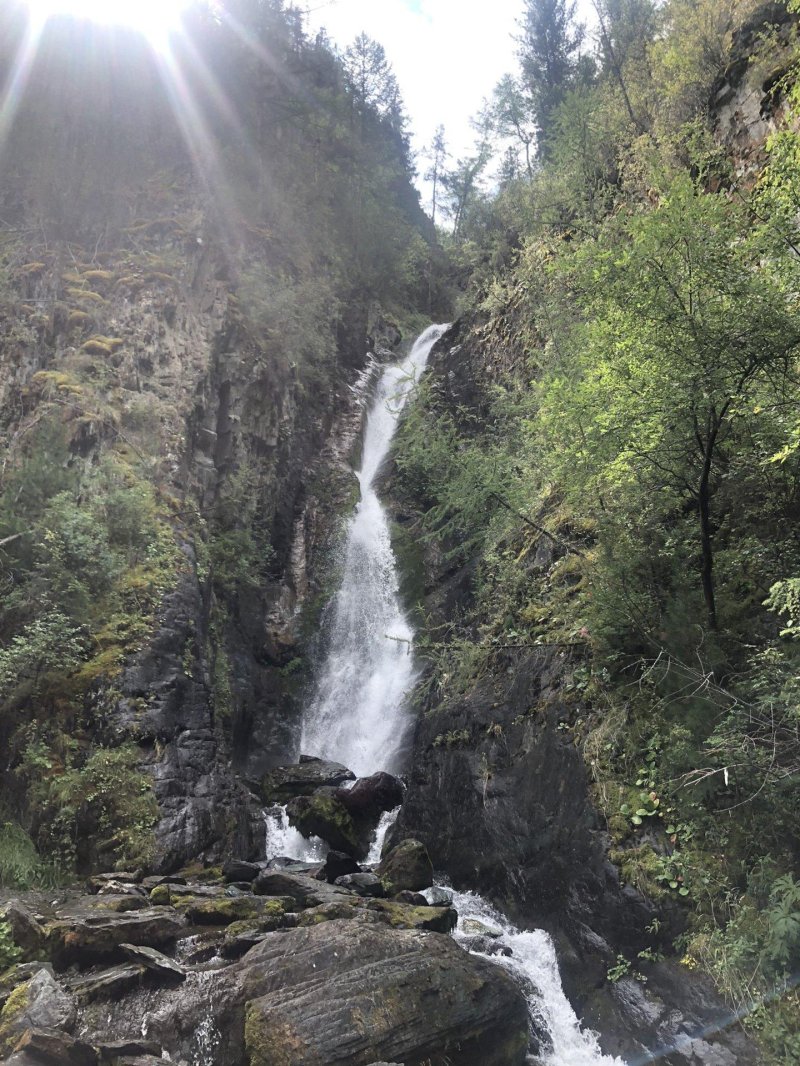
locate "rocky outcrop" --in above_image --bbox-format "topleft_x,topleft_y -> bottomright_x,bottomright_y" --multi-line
240,919 -> 528,1066
0,860 -> 524,1066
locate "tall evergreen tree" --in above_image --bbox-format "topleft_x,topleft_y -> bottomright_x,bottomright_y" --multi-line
518,0 -> 584,158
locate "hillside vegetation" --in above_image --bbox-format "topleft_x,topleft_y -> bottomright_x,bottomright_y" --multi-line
0,0 -> 445,879
394,1 -> 800,1060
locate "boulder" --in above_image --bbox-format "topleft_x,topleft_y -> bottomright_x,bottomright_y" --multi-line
119,945 -> 185,983
461,918 -> 502,938
376,840 -> 434,894
260,759 -> 355,804
96,1040 -> 162,1063
222,860 -> 261,883
66,965 -> 145,1004
460,935 -> 513,957
335,772 -> 404,822
317,851 -> 360,884
45,908 -> 185,968
285,791 -> 364,857
334,873 -> 385,898
0,971 -> 76,1056
1,903 -> 46,959
296,902 -> 360,927
172,896 -> 276,927
365,899 -> 458,934
240,918 -> 529,1066
392,891 -> 429,906
220,913 -> 299,960
252,870 -> 349,909
10,1028 -> 97,1066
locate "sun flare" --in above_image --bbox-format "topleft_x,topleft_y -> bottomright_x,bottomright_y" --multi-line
24,0 -> 192,38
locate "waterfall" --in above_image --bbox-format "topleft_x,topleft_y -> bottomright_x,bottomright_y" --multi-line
299,323 -> 449,775
287,324 -> 624,1065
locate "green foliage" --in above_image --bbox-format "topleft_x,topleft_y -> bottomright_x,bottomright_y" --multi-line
38,744 -> 158,872
0,922 -> 20,972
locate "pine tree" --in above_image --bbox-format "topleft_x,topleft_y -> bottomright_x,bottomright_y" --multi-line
518,0 -> 584,158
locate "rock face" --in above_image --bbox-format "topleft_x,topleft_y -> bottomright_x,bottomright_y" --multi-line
285,771 -> 405,858
240,918 -> 529,1066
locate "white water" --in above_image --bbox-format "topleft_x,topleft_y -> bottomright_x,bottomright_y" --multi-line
299,324 -> 449,775
287,325 -> 622,1064
263,804 -> 326,862
437,887 -> 626,1066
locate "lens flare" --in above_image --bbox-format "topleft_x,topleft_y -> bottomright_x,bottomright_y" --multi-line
24,0 -> 191,38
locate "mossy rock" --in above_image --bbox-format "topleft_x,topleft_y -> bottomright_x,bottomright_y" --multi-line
365,899 -> 457,934
376,839 -> 433,894
149,885 -> 170,906
174,896 -> 270,926
296,902 -> 359,926
285,792 -> 363,857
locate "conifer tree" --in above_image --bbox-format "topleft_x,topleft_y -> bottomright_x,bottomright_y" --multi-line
518,0 -> 584,158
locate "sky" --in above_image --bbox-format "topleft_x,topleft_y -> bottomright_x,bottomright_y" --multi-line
303,0 -> 527,206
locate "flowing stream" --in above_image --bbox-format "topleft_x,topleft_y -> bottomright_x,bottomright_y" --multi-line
274,324 -> 623,1065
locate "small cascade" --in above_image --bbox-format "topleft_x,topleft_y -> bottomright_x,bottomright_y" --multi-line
366,806 -> 400,864
299,324 -> 449,775
263,805 -> 326,862
441,887 -> 625,1066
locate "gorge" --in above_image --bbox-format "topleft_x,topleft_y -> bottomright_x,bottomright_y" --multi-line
2,0 -> 800,1064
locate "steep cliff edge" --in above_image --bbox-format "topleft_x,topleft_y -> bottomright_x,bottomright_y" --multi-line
0,2 -> 445,877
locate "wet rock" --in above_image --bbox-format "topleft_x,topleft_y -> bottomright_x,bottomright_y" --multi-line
376,839 -> 433,894
296,902 -> 361,926
66,965 -> 146,1004
461,918 -> 502,938
220,912 -> 299,959
335,772 -> 404,822
174,895 -> 285,926
0,971 -> 76,1056
392,891 -> 429,906
317,850 -> 360,884
10,1028 -> 97,1066
96,1040 -> 162,1063
45,908 -> 185,968
252,870 -> 348,908
334,873 -> 385,898
425,887 -> 453,907
86,873 -> 141,893
240,917 -> 529,1066
0,967 -> 54,1012
364,899 -> 458,934
460,935 -> 513,957
260,759 -> 355,804
285,791 -> 364,857
222,860 -> 260,883
120,944 -> 185,983
140,875 -> 186,891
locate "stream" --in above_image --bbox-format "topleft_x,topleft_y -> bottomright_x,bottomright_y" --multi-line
267,324 -> 624,1065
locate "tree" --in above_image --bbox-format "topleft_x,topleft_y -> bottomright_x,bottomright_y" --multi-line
343,33 -> 402,119
424,124 -> 448,227
518,0 -> 584,158
491,75 -> 537,178
543,178 -> 800,630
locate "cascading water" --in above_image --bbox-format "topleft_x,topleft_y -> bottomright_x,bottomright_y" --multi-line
275,324 -> 625,1064
299,323 -> 449,775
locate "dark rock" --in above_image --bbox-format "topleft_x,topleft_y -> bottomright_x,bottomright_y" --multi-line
460,935 -> 513,957
0,967 -> 54,1012
376,839 -> 433,894
222,860 -> 260,883
318,850 -> 360,884
425,887 -> 453,907
1,903 -> 46,958
333,873 -> 385,897
285,791 -> 364,858
335,772 -> 404,822
392,891 -> 428,906
11,1028 -> 97,1066
260,759 -> 355,804
140,875 -> 186,891
119,944 -> 185,983
0,971 -> 76,1056
96,1040 -> 162,1063
364,899 -> 458,934
66,965 -> 146,1004
252,870 -> 349,908
45,908 -> 185,968
240,918 -> 529,1065
86,874 -> 141,893
172,895 -> 279,927
295,902 -> 361,926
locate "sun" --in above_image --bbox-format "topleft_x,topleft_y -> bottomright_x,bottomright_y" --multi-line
23,0 -> 192,38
